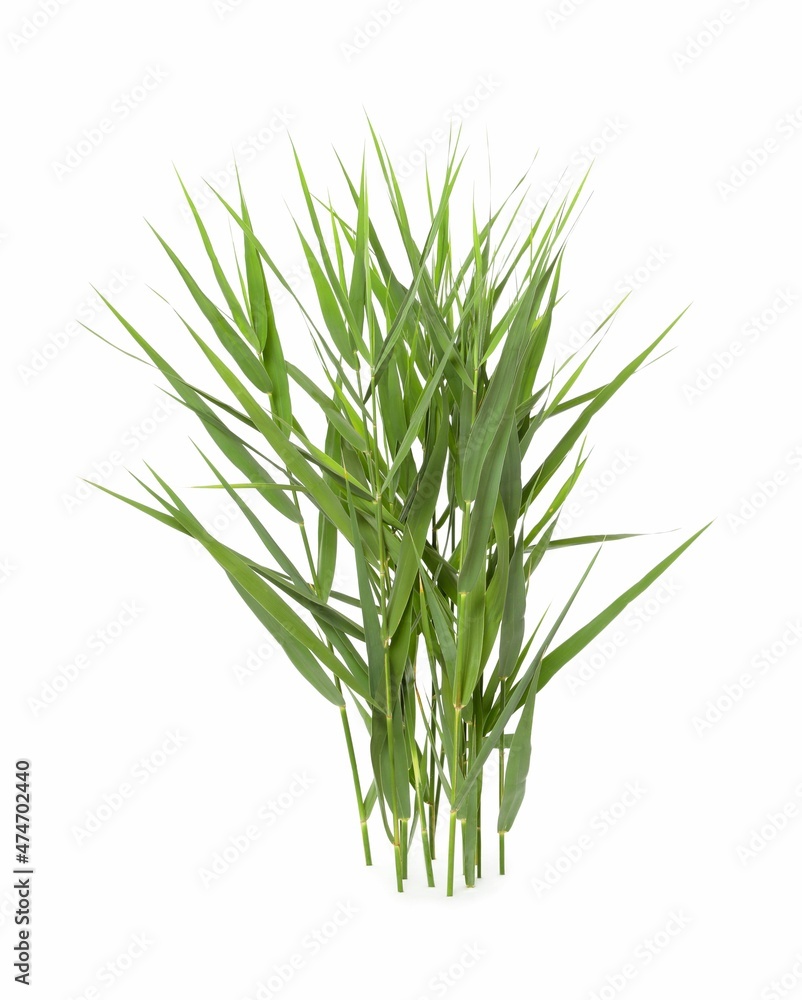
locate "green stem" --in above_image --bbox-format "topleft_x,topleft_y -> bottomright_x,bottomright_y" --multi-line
336,680 -> 372,866
499,677 -> 507,875
383,638 -> 403,891
474,685 -> 483,880
379,510 -> 402,892
428,678 -> 438,858
298,522 -> 317,585
419,803 -> 435,888
407,704 -> 435,887
400,818 -> 409,880
446,808 -> 458,898
446,699 -> 462,897
448,469 -> 474,895
463,716 -> 476,888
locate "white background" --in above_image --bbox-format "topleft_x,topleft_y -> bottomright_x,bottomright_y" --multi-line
2,0 -> 802,997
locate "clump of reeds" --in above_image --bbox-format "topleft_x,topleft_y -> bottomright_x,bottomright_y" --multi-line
90,130 -> 706,894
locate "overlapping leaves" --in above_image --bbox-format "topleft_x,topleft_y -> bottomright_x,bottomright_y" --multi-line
92,132 -> 707,894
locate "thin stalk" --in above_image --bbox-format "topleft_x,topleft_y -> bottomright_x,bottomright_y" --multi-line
337,679 -> 372,865
463,714 -> 475,888
428,677 -> 438,857
400,818 -> 409,880
419,579 -> 441,862
499,677 -> 507,875
420,813 -> 436,887
380,580 -> 404,891
448,532 -> 470,895
298,522 -> 317,585
427,518 -> 439,860
473,677 -> 484,878
434,744 -> 446,837
446,697 -> 462,896
476,798 -> 482,878
406,683 -> 435,886
446,593 -> 465,896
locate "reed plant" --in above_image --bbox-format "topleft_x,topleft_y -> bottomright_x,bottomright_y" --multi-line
90,130 -> 706,894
